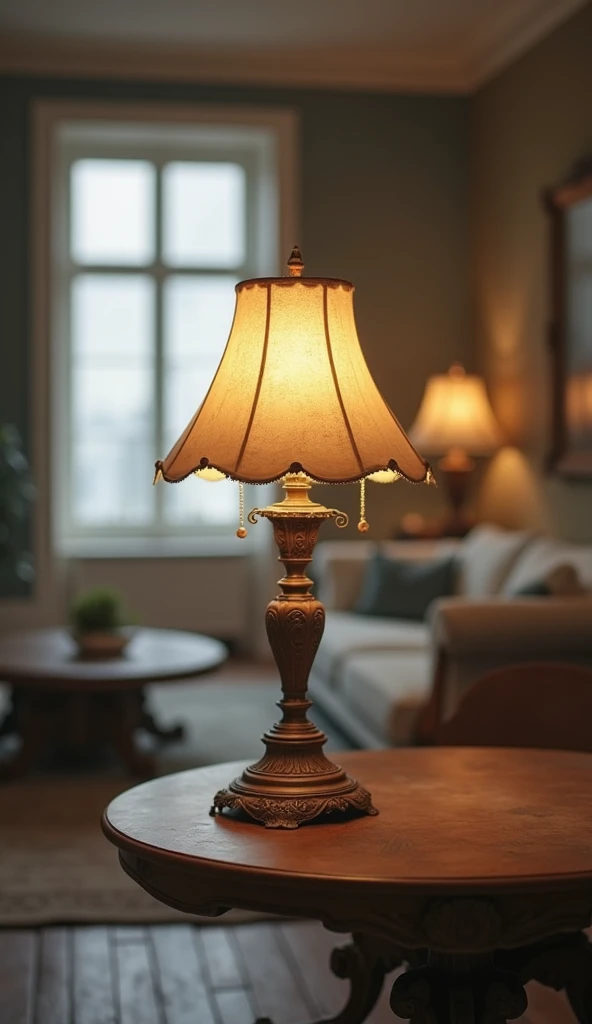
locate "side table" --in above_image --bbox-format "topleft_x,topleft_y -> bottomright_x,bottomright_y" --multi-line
103,747 -> 592,1023
0,627 -> 227,778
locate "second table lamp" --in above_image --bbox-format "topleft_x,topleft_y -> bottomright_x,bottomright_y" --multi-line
409,364 -> 502,536
155,248 -> 432,828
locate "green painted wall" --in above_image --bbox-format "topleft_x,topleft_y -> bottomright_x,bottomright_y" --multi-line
472,2 -> 592,540
0,75 -> 469,596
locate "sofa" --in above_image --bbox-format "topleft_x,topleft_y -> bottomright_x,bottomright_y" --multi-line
309,525 -> 592,748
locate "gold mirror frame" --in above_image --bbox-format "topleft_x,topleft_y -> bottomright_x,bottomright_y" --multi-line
544,160 -> 592,478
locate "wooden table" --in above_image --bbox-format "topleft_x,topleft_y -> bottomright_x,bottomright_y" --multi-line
103,747 -> 592,1024
0,627 -> 227,779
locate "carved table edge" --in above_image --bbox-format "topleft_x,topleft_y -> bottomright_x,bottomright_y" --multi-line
102,816 -> 592,895
118,850 -> 592,953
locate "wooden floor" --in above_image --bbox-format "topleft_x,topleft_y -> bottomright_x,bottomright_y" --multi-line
0,920 -> 578,1024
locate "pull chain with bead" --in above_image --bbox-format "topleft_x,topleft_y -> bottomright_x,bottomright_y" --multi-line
358,478 -> 369,533
236,482 -> 248,538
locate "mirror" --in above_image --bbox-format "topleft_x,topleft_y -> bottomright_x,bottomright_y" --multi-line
545,161 -> 592,477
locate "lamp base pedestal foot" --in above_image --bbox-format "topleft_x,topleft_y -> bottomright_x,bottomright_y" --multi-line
211,777 -> 376,829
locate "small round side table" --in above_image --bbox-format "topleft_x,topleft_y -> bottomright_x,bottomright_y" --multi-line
103,747 -> 592,1023
0,627 -> 227,778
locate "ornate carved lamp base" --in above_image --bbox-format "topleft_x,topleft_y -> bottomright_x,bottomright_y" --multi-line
211,762 -> 375,830
210,474 -> 377,829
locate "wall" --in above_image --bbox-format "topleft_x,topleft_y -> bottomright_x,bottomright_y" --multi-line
472,1 -> 592,540
0,73 -> 469,637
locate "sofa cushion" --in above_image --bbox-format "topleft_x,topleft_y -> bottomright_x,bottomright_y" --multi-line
314,541 -> 376,611
315,539 -> 461,611
354,551 -> 457,620
458,525 -> 532,597
511,563 -> 586,597
502,537 -> 592,595
315,610 -> 428,687
338,650 -> 431,745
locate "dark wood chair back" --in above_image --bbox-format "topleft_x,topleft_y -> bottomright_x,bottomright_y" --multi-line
436,662 -> 592,752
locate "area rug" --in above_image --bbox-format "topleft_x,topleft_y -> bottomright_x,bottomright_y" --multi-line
0,678 -> 351,925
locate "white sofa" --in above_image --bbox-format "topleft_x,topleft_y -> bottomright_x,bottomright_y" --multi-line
309,525 -> 592,748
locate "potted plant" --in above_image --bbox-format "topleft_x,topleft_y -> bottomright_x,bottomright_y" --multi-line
70,588 -> 133,658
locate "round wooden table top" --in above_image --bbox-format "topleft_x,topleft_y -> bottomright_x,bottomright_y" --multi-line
0,627 -> 228,691
103,747 -> 592,894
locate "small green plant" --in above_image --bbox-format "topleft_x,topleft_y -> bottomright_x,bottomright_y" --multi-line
70,589 -> 127,634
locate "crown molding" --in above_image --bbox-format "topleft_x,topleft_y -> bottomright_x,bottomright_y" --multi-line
0,34 -> 470,94
467,0 -> 589,87
0,0 -> 587,95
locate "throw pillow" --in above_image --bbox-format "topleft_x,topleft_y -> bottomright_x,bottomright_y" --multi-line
354,551 -> 457,621
512,563 -> 586,597
457,525 -> 532,597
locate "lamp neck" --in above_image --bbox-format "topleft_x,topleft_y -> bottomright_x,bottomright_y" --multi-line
438,447 -> 475,473
437,447 -> 475,522
279,472 -> 315,508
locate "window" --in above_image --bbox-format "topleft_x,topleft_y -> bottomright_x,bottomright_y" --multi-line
50,111 -> 294,553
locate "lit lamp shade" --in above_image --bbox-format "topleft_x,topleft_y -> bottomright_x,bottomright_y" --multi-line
159,275 -> 430,486
408,364 -> 502,458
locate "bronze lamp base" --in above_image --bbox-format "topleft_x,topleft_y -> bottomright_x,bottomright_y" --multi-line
211,740 -> 375,830
210,474 -> 377,828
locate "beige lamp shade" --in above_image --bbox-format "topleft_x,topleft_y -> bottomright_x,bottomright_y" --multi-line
159,262 -> 430,486
408,364 -> 502,457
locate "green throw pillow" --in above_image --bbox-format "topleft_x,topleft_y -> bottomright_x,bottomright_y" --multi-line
513,580 -> 550,596
354,552 -> 457,621
510,564 -> 585,598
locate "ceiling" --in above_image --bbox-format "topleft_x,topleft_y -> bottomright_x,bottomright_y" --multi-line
0,0 -> 586,92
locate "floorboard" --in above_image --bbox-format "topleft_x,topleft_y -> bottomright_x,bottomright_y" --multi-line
279,922 -> 347,1017
214,988 -> 257,1024
234,922 -> 319,1023
151,925 -> 216,1024
114,935 -> 163,1024
35,928 -> 70,1024
73,927 -> 117,1024
0,929 -> 37,1024
196,924 -> 246,991
1,920 -> 579,1024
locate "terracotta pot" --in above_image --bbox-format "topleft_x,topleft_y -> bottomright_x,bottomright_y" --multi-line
73,629 -> 133,659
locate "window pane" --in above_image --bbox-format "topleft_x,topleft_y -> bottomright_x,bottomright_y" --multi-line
72,274 -> 154,358
70,274 -> 155,526
162,162 -> 245,268
163,274 -> 236,444
72,439 -> 154,526
165,475 -> 236,526
71,159 -> 155,265
163,274 -> 237,523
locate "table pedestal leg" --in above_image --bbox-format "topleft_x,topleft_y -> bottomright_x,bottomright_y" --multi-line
0,690 -> 49,780
255,934 -> 403,1024
108,691 -> 156,777
137,689 -> 185,742
390,954 -> 527,1024
388,931 -> 592,1024
501,931 -> 592,1024
0,687 -> 18,737
0,687 -> 161,779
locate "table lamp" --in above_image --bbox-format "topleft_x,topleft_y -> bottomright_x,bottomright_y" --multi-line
408,364 -> 502,537
155,248 -> 432,828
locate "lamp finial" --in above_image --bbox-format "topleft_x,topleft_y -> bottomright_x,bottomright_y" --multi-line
287,246 -> 304,277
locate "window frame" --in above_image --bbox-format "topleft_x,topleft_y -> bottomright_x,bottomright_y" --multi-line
35,102 -> 299,557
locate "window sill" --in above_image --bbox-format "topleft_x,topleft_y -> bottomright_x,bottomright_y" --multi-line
57,535 -> 255,560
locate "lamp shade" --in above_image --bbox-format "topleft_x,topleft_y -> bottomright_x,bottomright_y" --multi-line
159,260 -> 430,486
408,364 -> 502,457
